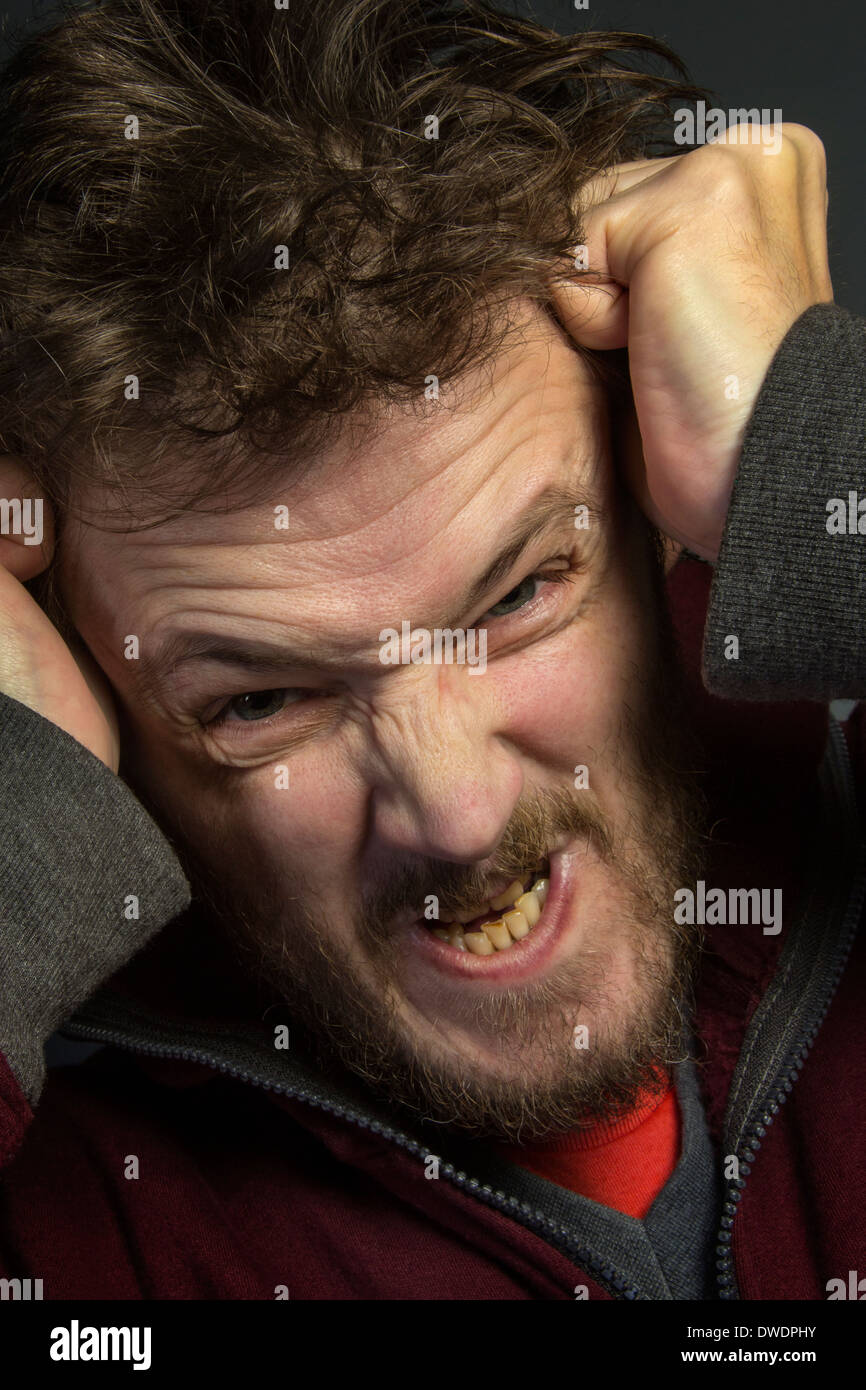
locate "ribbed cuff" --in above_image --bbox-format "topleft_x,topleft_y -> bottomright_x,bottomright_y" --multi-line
703,302 -> 866,701
0,692 -> 190,1103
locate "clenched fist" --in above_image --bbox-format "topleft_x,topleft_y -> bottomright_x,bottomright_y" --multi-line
551,123 -> 834,560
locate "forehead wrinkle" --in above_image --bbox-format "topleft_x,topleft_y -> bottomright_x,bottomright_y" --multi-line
102,422 -> 581,608
81,330 -> 600,597
131,482 -> 598,712
75,333 -> 606,704
274,342 -> 597,549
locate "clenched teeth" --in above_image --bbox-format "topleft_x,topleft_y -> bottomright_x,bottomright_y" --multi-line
428,866 -> 550,953
488,879 -> 526,912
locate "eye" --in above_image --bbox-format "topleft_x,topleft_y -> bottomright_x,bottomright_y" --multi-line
483,574 -> 544,619
202,684 -> 336,743
220,689 -> 302,723
482,562 -> 577,622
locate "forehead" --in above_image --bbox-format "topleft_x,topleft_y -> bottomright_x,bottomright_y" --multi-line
60,309 -> 609,646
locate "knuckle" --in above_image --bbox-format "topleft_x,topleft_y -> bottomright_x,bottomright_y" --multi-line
780,123 -> 827,170
687,140 -> 749,186
693,147 -> 754,206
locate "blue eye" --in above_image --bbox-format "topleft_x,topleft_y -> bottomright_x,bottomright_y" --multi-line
226,690 -> 293,721
205,685 -> 331,734
484,575 -> 542,618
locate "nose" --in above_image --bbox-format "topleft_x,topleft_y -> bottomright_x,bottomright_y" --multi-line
366,666 -> 521,865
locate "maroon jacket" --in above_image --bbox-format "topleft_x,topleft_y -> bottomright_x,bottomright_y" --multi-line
1,557 -> 864,1300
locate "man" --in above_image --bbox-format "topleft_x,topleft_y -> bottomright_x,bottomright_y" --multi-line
0,0 -> 863,1301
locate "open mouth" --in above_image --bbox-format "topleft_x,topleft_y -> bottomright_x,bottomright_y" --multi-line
424,859 -> 550,954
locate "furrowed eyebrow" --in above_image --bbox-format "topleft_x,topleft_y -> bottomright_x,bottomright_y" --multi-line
444,485 -> 594,627
140,483 -> 596,697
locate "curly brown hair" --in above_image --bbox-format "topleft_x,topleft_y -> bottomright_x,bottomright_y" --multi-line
0,0 -> 707,521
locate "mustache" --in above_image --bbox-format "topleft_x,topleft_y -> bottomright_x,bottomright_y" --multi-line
361,784 -> 614,937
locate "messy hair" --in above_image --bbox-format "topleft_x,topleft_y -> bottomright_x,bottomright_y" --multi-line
0,0 -> 707,520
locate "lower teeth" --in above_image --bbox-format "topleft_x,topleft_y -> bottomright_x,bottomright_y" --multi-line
428,865 -> 550,953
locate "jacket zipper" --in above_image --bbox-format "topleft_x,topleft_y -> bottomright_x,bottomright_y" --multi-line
714,718 -> 866,1299
61,1019 -> 643,1300
714,980 -> 854,1300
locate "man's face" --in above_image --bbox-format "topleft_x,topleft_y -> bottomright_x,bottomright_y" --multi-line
59,303 -> 704,1141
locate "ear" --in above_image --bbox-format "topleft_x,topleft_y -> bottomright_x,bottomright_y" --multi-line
0,456 -> 54,581
611,387 -> 682,575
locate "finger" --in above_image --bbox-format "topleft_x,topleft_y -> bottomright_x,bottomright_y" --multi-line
553,157 -> 681,346
577,155 -> 681,213
551,278 -> 629,350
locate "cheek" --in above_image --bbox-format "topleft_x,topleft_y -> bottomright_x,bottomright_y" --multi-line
243,756 -> 365,887
145,736 -> 367,908
494,586 -> 651,798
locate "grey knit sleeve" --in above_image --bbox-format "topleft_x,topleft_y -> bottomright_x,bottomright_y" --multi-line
702,303 -> 866,701
0,691 -> 191,1105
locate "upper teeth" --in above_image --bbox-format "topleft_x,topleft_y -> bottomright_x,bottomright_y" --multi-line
429,867 -> 550,954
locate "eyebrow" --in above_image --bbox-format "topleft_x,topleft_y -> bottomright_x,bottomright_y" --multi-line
141,483 -> 596,697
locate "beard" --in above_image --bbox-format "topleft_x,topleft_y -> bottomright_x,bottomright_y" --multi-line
173,541 -> 709,1146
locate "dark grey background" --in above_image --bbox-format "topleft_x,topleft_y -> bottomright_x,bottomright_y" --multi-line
1,0 -> 862,313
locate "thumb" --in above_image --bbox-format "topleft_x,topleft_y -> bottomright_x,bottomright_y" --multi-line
550,157 -> 678,351
551,276 -> 629,350
549,200 -> 629,350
